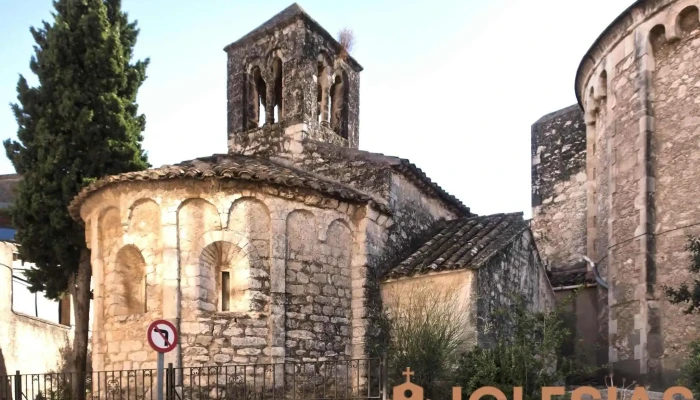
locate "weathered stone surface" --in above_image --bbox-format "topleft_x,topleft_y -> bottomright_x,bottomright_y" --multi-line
531,105 -> 587,274
225,4 -> 361,154
534,0 -> 700,389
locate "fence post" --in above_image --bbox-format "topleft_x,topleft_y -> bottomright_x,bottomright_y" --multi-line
166,363 -> 174,400
13,371 -> 20,400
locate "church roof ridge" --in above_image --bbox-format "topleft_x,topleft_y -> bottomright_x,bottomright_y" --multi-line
305,141 -> 471,216
223,3 -> 363,71
67,153 -> 388,224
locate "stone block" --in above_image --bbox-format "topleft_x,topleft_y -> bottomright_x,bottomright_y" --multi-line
287,330 -> 314,340
231,337 -> 266,347
223,327 -> 243,336
213,354 -> 232,363
237,348 -> 262,356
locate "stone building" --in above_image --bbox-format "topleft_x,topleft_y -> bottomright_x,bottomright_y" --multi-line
66,3 -> 555,375
532,0 -> 700,388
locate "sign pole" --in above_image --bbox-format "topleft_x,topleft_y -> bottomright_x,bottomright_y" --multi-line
157,352 -> 164,400
147,319 -> 179,400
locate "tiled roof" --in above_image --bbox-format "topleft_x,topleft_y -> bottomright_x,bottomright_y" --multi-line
68,154 -> 386,223
548,261 -> 596,287
308,142 -> 470,215
383,212 -> 529,280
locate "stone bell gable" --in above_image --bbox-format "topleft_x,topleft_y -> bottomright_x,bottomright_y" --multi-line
225,3 -> 362,157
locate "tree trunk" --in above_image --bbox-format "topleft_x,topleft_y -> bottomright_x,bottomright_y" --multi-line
70,248 -> 92,400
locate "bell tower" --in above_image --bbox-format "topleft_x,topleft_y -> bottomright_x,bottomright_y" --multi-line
224,3 -> 362,158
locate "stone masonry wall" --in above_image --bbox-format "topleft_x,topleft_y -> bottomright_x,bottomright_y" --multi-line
531,105 -> 587,271
475,230 -> 555,347
589,77 -> 611,373
650,9 -> 700,379
97,201 -> 162,371
576,0 -> 700,388
80,179 -> 391,375
285,211 -> 352,361
279,141 -> 461,274
377,174 -> 458,276
286,141 -> 394,199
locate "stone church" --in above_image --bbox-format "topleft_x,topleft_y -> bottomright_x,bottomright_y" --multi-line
63,4 -> 555,375
532,0 -> 700,389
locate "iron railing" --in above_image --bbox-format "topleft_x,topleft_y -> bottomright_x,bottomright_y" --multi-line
0,357 -> 386,400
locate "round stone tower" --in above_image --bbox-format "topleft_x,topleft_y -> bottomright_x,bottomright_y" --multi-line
577,0 -> 700,387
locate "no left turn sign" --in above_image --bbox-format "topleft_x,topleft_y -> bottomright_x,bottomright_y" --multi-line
147,319 -> 178,353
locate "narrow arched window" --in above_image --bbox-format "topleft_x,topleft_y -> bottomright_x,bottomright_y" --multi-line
272,57 -> 283,123
246,66 -> 267,129
317,55 -> 331,124
598,70 -> 608,99
330,73 -> 347,138
113,245 -> 147,316
200,241 -> 251,313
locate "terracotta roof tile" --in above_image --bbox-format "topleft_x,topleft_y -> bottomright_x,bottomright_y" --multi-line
68,154 -> 386,223
383,212 -> 528,280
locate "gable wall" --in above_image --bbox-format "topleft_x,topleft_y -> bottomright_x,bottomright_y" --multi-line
475,230 -> 555,346
376,174 -> 459,276
380,270 -> 478,350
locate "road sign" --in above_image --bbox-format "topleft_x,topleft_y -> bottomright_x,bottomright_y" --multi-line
147,319 -> 178,353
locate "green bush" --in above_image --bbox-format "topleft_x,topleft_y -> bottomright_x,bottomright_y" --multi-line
454,293 -> 594,400
678,340 -> 700,398
381,283 -> 597,399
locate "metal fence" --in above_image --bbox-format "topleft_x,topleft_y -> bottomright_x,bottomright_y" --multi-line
0,358 -> 386,400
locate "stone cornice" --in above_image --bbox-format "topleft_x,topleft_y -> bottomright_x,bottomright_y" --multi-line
575,0 -> 676,107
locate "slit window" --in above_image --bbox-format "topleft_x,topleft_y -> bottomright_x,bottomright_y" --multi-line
222,271 -> 230,311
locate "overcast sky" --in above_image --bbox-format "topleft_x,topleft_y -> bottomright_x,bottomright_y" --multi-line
0,0 -> 633,218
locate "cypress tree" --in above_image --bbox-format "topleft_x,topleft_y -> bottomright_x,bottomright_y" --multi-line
4,0 -> 150,393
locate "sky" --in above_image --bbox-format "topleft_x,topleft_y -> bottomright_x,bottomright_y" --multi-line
0,0 -> 634,219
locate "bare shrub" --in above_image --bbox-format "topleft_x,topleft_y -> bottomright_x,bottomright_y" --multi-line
382,281 -> 466,399
337,28 -> 355,61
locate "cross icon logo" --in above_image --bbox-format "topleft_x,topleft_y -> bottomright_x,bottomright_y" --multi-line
392,367 -> 423,400
403,368 -> 414,382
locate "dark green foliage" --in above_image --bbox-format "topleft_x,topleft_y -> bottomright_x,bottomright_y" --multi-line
34,380 -> 73,400
380,280 -> 599,399
663,235 -> 700,314
678,340 -> 700,398
4,0 -> 150,298
662,236 -> 700,393
454,294 -> 587,400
